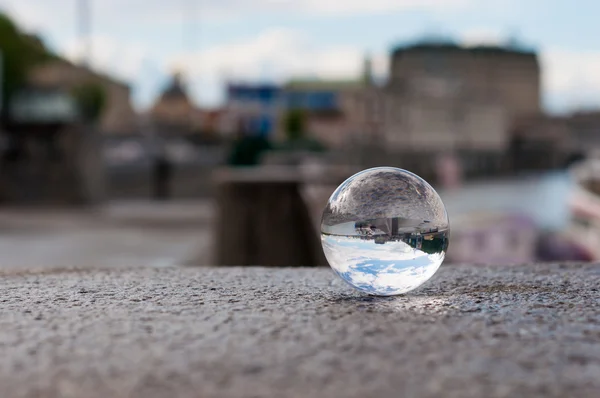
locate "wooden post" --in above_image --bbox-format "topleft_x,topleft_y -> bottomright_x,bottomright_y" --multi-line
213,167 -> 328,267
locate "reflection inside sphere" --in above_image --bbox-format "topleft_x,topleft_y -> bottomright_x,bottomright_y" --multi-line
321,167 -> 449,296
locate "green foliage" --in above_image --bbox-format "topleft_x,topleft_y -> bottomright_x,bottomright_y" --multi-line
227,135 -> 272,167
419,235 -> 449,255
0,12 -> 51,118
279,108 -> 326,152
71,82 -> 107,123
284,109 -> 306,141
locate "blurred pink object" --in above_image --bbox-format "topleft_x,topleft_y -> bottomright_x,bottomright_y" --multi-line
436,153 -> 462,189
447,212 -> 538,265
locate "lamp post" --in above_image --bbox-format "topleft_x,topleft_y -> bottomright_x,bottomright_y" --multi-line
78,0 -> 91,66
0,50 -> 4,115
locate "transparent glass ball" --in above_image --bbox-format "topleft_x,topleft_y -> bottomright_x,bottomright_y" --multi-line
321,167 -> 449,296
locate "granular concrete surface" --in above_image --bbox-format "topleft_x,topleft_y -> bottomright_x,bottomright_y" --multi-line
1,263 -> 599,398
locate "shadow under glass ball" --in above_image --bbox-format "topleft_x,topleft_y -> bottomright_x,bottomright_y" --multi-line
321,167 -> 449,296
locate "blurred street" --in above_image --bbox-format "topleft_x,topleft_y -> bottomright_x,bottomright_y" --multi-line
0,170 -> 579,270
0,200 -> 214,269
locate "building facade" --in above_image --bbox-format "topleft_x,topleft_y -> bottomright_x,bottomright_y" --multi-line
567,111 -> 600,155
376,42 -> 541,154
28,59 -> 137,133
280,79 -> 368,148
150,72 -> 197,131
225,83 -> 282,138
388,42 -> 540,119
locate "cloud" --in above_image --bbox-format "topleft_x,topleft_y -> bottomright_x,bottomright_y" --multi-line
321,235 -> 444,295
460,28 -> 507,46
170,28 -> 389,105
62,35 -> 149,81
0,0 -> 63,32
1,0 -> 473,30
541,49 -> 600,113
55,27 -> 381,108
59,34 -> 166,109
110,0 -> 472,23
223,0 -> 471,16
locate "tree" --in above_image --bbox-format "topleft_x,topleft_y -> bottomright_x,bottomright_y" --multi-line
227,134 -> 272,167
284,108 -> 306,141
0,13 -> 51,121
419,234 -> 449,255
71,82 -> 107,124
279,108 -> 326,152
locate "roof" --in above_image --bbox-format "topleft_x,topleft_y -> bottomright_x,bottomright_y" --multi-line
284,79 -> 365,92
55,58 -> 131,90
28,58 -> 131,91
160,73 -> 189,100
392,41 -> 537,57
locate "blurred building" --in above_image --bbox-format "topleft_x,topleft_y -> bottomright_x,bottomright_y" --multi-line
150,72 -> 197,132
380,41 -> 540,153
334,41 -> 543,181
28,59 -> 137,133
566,111 -> 600,155
149,73 -> 235,137
195,108 -> 234,138
507,111 -> 600,172
280,57 -> 375,148
389,42 -> 540,117
281,80 -> 356,147
225,83 -> 282,138
509,114 -> 573,171
0,86 -> 105,205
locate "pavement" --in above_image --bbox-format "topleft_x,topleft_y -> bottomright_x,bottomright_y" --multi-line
1,262 -> 599,398
0,201 -> 214,269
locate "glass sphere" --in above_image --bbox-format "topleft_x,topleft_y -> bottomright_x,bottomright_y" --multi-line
321,167 -> 449,296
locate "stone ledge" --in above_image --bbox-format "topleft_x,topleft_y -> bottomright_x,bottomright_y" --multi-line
0,263 -> 599,398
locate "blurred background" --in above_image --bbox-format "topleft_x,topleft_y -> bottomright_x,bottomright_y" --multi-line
0,0 -> 599,268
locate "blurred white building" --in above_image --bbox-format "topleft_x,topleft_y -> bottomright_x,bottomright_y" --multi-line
353,41 -> 541,154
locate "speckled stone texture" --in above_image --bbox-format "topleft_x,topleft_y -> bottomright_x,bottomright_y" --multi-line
1,263 -> 599,398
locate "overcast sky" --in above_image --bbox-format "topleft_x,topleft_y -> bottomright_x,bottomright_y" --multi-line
1,0 -> 599,113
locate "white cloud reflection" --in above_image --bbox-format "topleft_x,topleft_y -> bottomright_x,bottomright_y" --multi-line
322,235 -> 444,296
